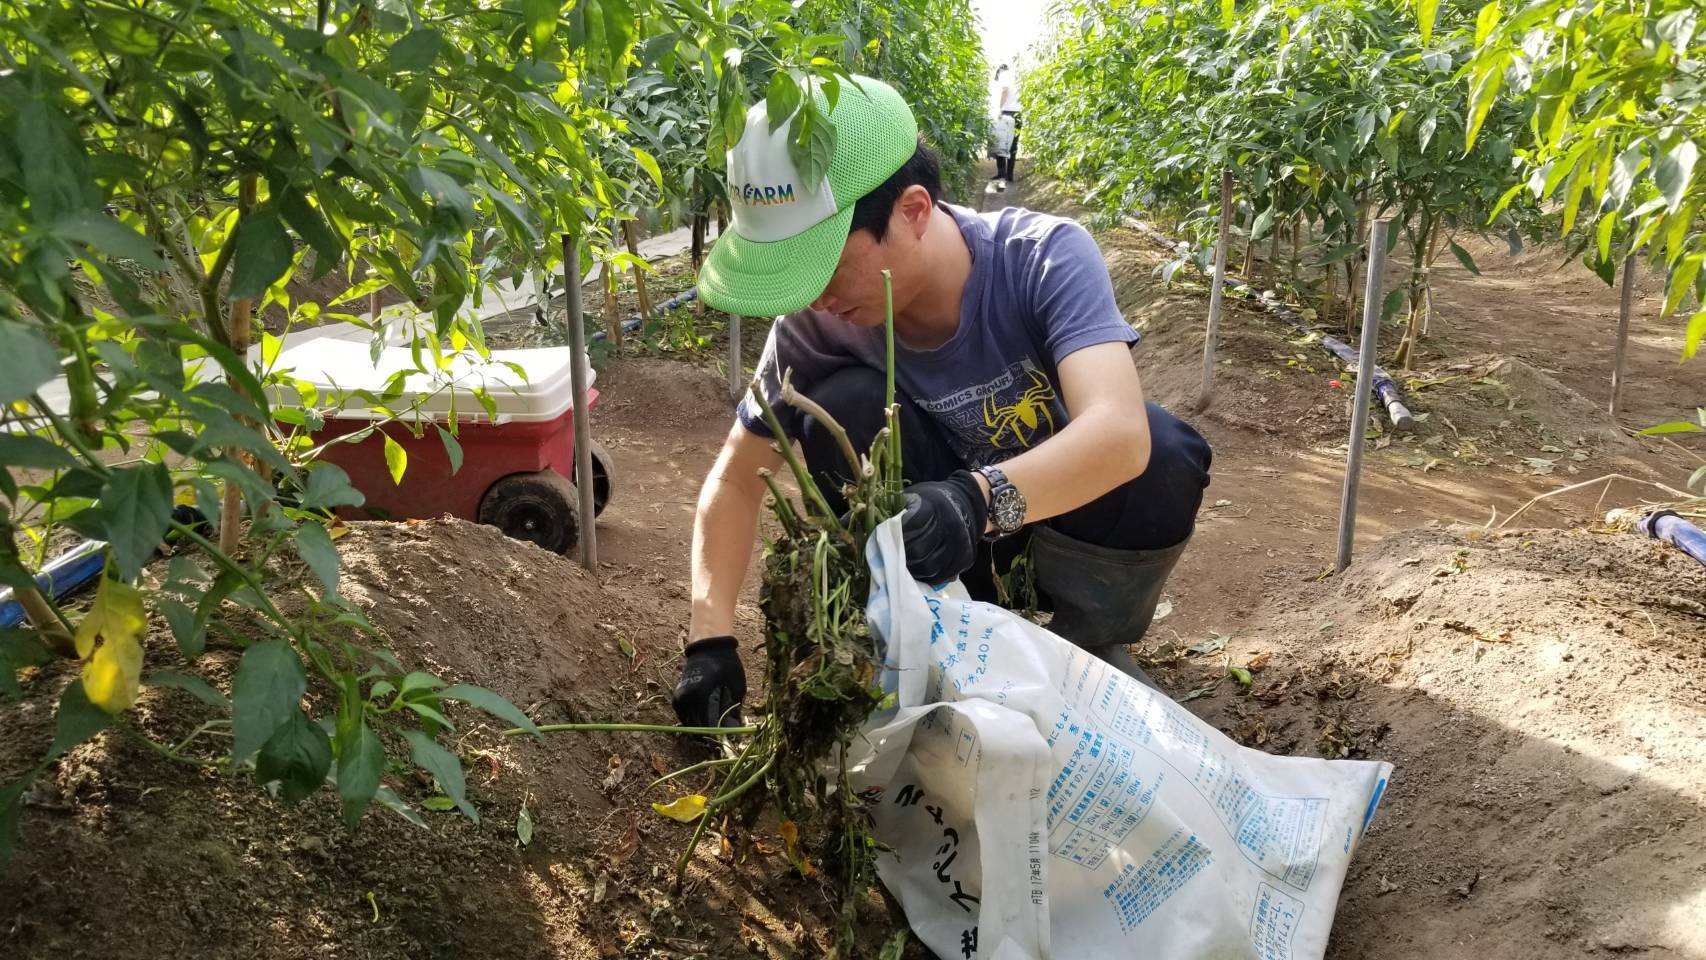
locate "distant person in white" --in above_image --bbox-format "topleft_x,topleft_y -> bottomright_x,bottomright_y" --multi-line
990,64 -> 1021,192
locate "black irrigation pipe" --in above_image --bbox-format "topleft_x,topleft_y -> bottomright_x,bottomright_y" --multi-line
1124,218 -> 1415,431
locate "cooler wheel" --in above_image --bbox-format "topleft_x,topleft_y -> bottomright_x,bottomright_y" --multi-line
478,470 -> 580,554
588,438 -> 615,516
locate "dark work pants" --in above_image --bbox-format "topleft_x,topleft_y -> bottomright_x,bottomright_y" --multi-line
796,365 -> 1212,603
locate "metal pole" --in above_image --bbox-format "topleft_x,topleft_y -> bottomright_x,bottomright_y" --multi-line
1198,170 -> 1233,411
562,233 -> 598,569
728,314 -> 742,399
1335,219 -> 1391,573
1609,253 -> 1636,418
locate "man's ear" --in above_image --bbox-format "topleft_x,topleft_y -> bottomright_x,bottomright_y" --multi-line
894,184 -> 935,240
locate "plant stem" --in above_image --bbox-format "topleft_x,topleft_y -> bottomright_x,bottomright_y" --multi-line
647,755 -> 739,791
501,722 -> 759,737
882,269 -> 901,490
778,369 -> 861,482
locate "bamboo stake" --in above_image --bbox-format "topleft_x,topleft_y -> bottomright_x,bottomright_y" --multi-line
219,175 -> 258,557
562,233 -> 598,569
622,219 -> 653,321
1199,171 -> 1234,411
1610,254 -> 1636,418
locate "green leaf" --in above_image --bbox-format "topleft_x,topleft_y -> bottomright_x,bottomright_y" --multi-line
99,464 -> 174,582
336,722 -> 385,829
1637,419 -> 1705,435
203,459 -> 274,513
373,785 -> 428,828
421,795 -> 458,812
255,709 -> 332,804
1654,141 -> 1698,214
631,146 -> 665,192
0,434 -> 76,469
51,211 -> 167,271
1685,310 -> 1706,362
300,463 -> 365,511
1,775 -> 29,861
1229,665 -> 1253,686
1448,240 -> 1481,276
275,188 -> 342,277
1667,255 -> 1703,317
1220,0 -> 1235,28
146,670 -> 230,708
522,0 -> 558,47
1609,146 -> 1647,211
1656,9 -> 1697,56
1474,1 -> 1502,46
766,71 -> 801,132
230,640 -> 308,764
436,426 -> 464,475
0,321 -> 62,407
0,631 -> 53,700
399,671 -> 446,699
1415,0 -> 1438,44
294,522 -> 340,596
402,729 -> 476,822
49,680 -> 112,761
1382,288 -> 1406,324
382,433 -> 407,485
158,599 -> 200,659
388,28 -> 442,71
1465,58 -> 1507,149
227,210 -> 294,302
440,684 -> 540,738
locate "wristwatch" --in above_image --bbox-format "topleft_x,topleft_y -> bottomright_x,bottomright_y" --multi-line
976,465 -> 1026,541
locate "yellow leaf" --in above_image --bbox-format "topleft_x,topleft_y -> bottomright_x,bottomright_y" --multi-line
651,794 -> 708,823
778,819 -> 816,877
74,578 -> 147,714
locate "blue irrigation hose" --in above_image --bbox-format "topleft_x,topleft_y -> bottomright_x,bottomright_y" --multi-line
0,539 -> 107,628
1638,510 -> 1706,571
588,286 -> 698,344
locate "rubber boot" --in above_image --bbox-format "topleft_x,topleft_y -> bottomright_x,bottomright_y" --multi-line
1029,524 -> 1190,691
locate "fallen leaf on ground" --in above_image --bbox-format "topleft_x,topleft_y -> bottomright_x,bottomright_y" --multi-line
652,794 -> 708,822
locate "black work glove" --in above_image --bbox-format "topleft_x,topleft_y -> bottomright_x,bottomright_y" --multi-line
899,470 -> 988,585
671,636 -> 747,728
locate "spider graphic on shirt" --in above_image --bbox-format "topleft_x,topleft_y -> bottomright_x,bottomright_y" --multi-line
982,368 -> 1057,449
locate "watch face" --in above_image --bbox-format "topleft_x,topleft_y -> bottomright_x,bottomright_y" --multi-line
992,486 -> 1026,533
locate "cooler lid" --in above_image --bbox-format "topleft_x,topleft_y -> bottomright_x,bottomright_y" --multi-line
269,338 -> 593,423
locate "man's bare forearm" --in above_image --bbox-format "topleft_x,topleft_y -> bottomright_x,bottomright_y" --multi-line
688,424 -> 782,642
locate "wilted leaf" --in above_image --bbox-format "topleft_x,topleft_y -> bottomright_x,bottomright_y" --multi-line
74,577 -> 147,714
651,793 -> 708,823
516,803 -> 534,845
1187,632 -> 1230,656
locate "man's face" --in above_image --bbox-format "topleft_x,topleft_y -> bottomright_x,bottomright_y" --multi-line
808,186 -> 930,326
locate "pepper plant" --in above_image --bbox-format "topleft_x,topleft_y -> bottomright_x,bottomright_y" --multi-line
1466,0 -> 1704,357
0,0 -> 866,859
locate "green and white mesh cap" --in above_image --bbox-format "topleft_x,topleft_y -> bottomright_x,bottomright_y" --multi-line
698,75 -> 919,317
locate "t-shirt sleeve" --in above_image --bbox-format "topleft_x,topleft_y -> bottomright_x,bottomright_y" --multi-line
1026,220 -> 1138,364
734,320 -> 796,440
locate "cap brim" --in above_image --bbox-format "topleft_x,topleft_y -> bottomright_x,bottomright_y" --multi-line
697,205 -> 853,317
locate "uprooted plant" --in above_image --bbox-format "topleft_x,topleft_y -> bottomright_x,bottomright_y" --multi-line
666,271 -> 907,953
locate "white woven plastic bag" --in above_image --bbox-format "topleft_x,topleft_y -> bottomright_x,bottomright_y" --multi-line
849,518 -> 1391,960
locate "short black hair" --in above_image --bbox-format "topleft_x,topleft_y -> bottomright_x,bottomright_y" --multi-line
849,142 -> 942,242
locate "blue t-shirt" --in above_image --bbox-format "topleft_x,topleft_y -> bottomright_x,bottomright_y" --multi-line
737,204 -> 1137,469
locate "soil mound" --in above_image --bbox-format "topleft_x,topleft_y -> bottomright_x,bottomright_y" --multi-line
1166,525 -> 1706,959
1,518 -> 876,960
